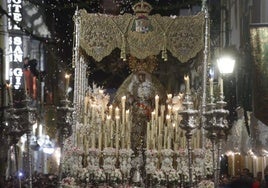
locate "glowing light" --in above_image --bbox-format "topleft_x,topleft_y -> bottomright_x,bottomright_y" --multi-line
217,56 -> 235,74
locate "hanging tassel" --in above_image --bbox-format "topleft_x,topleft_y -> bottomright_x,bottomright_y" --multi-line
121,34 -> 127,61
162,33 -> 168,61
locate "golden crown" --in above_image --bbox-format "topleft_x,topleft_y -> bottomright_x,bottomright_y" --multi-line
132,1 -> 152,14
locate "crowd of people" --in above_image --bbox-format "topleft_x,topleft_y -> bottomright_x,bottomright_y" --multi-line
219,168 -> 268,188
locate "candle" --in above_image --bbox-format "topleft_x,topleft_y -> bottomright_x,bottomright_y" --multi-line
196,129 -> 200,148
91,103 -> 96,121
219,76 -> 224,94
84,95 -> 89,113
85,136 -> 89,154
232,154 -> 235,176
164,126 -> 167,149
107,115 -> 112,146
32,123 -> 37,136
39,124 -> 43,136
158,133 -> 162,151
98,125 -> 102,150
147,122 -> 150,150
167,94 -> 172,100
151,111 -> 155,148
160,105 -> 165,133
155,95 -> 159,119
184,75 -> 190,94
104,126 -> 107,148
121,96 -> 126,121
6,83 -> 13,104
92,128 -> 95,149
109,105 -> 113,117
99,89 -> 104,95
65,74 -> 70,95
158,116 -> 162,138
100,91 -> 105,121
115,115 -> 120,151
115,107 -> 119,117
127,123 -> 131,150
173,123 -> 178,150
168,105 -> 172,115
167,135 -> 171,149
167,94 -> 172,104
209,78 -> 213,96
152,123 -> 155,150
167,119 -> 172,149
126,110 -> 129,123
126,110 -> 130,149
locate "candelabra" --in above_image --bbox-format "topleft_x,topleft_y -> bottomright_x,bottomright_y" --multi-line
5,98 -> 37,188
203,92 -> 229,188
57,98 -> 74,188
178,92 -> 198,188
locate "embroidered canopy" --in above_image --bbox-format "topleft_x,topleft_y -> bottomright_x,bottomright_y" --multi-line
77,9 -> 205,63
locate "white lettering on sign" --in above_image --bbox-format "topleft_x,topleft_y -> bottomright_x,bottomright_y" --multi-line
9,68 -> 23,89
9,36 -> 23,62
7,0 -> 24,90
7,0 -> 22,30
8,36 -> 24,89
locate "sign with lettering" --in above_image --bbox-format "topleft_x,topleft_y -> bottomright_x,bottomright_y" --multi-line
7,0 -> 24,90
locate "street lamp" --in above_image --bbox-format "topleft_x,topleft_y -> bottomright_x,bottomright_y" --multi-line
217,55 -> 235,75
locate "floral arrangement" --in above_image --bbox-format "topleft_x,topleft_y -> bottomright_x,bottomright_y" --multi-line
176,148 -> 188,157
161,149 -> 173,156
167,169 -> 179,183
119,148 -> 134,156
193,148 -> 205,158
145,149 -> 158,157
88,148 -> 101,155
197,180 -> 214,188
110,168 -> 122,182
102,147 -> 116,155
152,169 -> 166,183
119,149 -> 133,176
93,168 -> 106,182
161,149 -> 174,173
103,147 -> 117,174
145,150 -> 158,174
204,149 -> 213,176
77,168 -> 89,183
62,177 -> 76,186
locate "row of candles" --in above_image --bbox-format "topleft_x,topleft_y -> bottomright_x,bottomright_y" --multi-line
77,75 -> 223,153
78,90 -> 132,153
146,93 -> 201,151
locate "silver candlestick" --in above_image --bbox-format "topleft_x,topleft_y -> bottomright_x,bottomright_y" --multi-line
56,99 -> 74,188
204,91 -> 229,188
179,92 -> 198,188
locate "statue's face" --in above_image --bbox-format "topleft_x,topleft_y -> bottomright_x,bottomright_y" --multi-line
138,73 -> 145,82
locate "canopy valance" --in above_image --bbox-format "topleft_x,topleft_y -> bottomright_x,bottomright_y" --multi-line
77,9 -> 205,62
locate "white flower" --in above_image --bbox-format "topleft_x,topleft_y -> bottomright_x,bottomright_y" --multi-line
110,168 -> 122,181
167,169 -> 179,182
94,168 -> 106,181
152,170 -> 165,182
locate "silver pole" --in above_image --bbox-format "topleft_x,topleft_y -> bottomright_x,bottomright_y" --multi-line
26,130 -> 32,188
201,1 -> 210,148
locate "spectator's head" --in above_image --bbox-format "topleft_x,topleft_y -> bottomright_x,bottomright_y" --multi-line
256,171 -> 262,181
23,57 -> 29,64
241,168 -> 250,177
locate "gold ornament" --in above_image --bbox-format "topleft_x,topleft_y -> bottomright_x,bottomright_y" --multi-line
128,55 -> 158,73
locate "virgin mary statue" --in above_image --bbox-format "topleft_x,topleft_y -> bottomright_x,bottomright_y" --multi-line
113,56 -> 166,151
